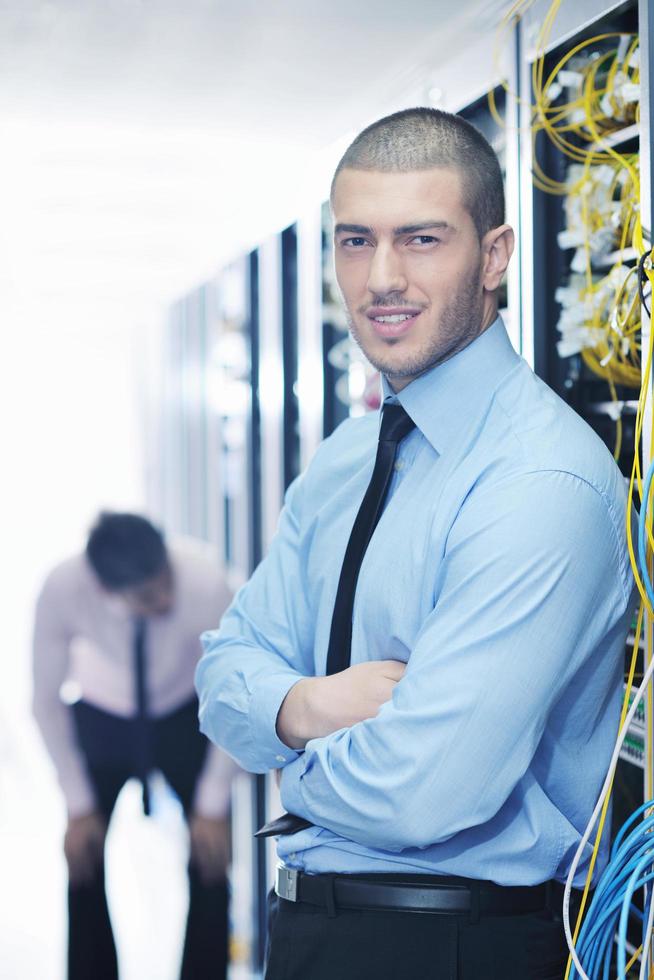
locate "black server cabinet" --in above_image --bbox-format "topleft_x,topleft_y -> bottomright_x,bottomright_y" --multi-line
527,1 -> 643,955
531,2 -> 640,476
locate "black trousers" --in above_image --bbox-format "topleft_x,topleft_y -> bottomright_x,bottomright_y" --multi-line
68,699 -> 228,980
265,882 -> 573,980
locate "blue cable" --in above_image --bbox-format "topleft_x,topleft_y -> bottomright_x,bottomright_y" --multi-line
642,883 -> 650,975
566,459 -> 654,978
570,786 -> 654,973
575,819 -> 654,951
612,800 -> 654,859
617,862 -> 654,977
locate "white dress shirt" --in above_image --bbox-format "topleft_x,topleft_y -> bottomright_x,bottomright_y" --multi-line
33,537 -> 236,819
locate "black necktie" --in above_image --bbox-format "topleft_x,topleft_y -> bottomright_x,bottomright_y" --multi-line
256,403 -> 416,838
133,616 -> 152,816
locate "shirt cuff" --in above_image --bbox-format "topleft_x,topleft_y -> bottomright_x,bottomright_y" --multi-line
249,672 -> 303,769
279,754 -> 308,817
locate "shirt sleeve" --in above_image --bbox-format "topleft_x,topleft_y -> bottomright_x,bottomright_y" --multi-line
32,570 -> 97,818
196,473 -> 315,773
280,469 -> 632,852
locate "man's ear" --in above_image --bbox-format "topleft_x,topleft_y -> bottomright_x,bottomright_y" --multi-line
481,225 -> 514,292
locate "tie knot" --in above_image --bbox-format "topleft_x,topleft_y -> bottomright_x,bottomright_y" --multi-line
379,402 -> 416,444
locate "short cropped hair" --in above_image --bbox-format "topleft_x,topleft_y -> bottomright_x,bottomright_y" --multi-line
331,107 -> 505,240
86,512 -> 167,590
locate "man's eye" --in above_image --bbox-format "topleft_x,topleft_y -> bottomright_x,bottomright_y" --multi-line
410,235 -> 439,245
342,237 -> 369,247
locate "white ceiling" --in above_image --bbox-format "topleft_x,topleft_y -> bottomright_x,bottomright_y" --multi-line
0,0 -> 510,330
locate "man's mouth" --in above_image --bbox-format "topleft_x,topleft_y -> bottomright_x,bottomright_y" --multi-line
367,307 -> 422,338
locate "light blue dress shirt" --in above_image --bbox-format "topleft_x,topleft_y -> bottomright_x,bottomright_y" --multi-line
197,316 -> 634,886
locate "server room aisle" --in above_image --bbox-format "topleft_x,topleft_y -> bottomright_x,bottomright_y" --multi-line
0,721 -> 192,980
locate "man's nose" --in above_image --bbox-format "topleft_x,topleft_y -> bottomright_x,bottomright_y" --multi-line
366,244 -> 408,298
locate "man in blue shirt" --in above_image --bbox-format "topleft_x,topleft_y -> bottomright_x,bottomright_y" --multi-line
196,108 -> 633,978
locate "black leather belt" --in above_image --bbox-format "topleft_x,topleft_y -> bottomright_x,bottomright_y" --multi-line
275,865 -> 562,916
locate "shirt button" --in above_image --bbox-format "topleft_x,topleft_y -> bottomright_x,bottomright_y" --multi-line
394,461 -> 403,472
275,755 -> 286,763
289,853 -> 297,861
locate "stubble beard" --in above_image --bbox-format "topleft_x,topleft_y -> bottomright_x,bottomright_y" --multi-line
345,262 -> 486,383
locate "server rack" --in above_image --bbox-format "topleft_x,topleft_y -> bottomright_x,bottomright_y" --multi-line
161,285 -> 213,540
522,0 -> 644,839
158,254 -> 263,974
530,3 -> 639,469
517,0 -> 650,964
321,201 -> 351,437
281,224 -> 301,488
159,223 -> 325,976
217,252 -> 261,975
250,223 -> 309,971
296,208 -> 325,469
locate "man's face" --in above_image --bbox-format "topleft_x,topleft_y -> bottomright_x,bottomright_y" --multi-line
332,167 -> 492,390
118,564 -> 174,618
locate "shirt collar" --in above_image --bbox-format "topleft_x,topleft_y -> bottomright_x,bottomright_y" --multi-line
381,316 -> 520,454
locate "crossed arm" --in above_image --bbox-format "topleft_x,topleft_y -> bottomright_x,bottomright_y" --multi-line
197,468 -> 629,851
276,660 -> 406,749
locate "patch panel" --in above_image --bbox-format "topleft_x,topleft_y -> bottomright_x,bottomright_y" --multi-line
619,729 -> 645,768
624,682 -> 646,727
619,683 -> 646,769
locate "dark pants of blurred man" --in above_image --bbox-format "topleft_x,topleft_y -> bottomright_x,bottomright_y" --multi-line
68,699 -> 229,980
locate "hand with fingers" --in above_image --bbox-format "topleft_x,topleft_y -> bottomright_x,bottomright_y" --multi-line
276,660 -> 406,751
64,812 -> 107,887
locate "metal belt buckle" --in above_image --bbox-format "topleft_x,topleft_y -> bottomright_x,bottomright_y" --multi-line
276,864 -> 299,902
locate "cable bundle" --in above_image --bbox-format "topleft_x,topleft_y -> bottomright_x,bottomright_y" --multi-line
529,32 -> 640,196
491,0 -> 644,460
489,4 -> 654,976
568,800 -> 654,978
555,158 -> 641,394
533,29 -> 643,410
563,451 -> 654,979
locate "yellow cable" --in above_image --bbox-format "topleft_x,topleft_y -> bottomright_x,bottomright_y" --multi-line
626,944 -> 644,975
563,603 -> 644,979
490,7 -> 654,973
493,6 -> 652,975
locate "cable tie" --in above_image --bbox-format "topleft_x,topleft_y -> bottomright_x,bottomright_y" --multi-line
557,338 -> 583,358
557,229 -> 584,249
570,248 -> 588,274
621,82 -> 640,103
558,69 -> 583,87
616,36 -> 630,63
